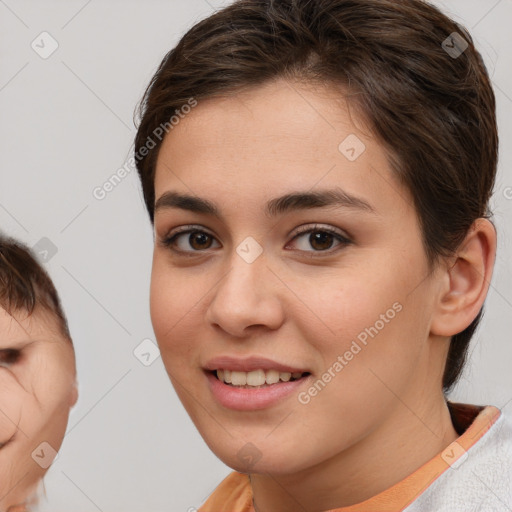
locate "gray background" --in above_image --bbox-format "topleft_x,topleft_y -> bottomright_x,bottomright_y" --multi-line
0,1 -> 511,511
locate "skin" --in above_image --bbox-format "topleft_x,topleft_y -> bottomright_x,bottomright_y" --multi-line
0,306 -> 78,512
150,78 -> 496,511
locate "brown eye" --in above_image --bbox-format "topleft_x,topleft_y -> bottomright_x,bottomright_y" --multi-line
0,349 -> 21,367
161,226 -> 220,254
288,224 -> 352,254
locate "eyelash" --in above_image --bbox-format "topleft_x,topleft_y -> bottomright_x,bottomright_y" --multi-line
160,224 -> 352,257
0,349 -> 21,368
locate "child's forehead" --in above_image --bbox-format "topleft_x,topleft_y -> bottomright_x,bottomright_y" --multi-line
0,306 -> 67,345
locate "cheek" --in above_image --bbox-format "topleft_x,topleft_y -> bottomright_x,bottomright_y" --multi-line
30,348 -> 75,396
150,259 -> 177,348
150,258 -> 200,363
11,349 -> 76,443
292,265 -> 404,350
295,256 -> 429,389
0,373 -> 23,444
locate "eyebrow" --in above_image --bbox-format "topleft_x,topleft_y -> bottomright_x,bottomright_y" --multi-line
154,187 -> 377,219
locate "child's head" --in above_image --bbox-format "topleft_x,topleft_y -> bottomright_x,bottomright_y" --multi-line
0,235 -> 78,511
135,0 -> 497,479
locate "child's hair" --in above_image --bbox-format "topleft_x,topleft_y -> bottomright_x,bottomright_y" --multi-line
0,234 -> 71,340
134,0 -> 498,393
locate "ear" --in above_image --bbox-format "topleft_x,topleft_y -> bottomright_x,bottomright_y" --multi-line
430,218 -> 497,337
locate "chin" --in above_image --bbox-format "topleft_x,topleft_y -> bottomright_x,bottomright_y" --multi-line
207,440 -> 305,476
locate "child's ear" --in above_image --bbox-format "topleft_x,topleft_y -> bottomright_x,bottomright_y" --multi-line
430,218 -> 497,337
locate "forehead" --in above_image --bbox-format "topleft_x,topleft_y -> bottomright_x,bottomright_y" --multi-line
154,78 -> 413,220
0,306 -> 68,345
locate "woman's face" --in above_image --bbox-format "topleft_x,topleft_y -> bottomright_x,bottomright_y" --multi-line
150,78 -> 446,475
0,307 -> 77,511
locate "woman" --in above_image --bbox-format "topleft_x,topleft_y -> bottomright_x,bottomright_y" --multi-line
133,0 -> 511,510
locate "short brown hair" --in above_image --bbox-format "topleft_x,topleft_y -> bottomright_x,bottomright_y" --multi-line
134,0 -> 498,393
0,234 -> 71,340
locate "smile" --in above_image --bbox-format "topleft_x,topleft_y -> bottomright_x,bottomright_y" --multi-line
215,369 -> 308,388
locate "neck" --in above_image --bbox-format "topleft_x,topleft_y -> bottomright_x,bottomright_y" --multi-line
250,394 -> 459,512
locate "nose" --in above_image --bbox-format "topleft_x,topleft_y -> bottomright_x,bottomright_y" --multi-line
204,249 -> 285,338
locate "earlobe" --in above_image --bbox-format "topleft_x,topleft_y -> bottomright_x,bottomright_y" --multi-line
430,218 -> 497,337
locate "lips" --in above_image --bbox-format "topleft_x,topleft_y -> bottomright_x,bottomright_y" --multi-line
203,355 -> 312,409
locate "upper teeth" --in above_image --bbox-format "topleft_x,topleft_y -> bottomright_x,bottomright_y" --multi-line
216,369 -> 304,386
